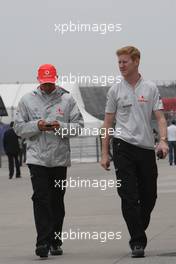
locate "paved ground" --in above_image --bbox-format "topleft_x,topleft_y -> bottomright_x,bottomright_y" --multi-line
0,157 -> 176,264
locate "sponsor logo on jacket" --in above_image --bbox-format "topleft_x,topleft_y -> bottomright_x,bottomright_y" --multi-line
138,95 -> 149,103
57,107 -> 64,115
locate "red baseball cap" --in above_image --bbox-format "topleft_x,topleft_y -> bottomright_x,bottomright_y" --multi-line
37,64 -> 57,84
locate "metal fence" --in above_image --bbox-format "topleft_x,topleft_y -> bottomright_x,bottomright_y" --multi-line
70,136 -> 101,163
0,135 -> 102,168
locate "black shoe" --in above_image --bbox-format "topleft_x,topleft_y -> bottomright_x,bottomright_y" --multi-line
50,245 -> 63,255
35,244 -> 49,258
131,245 -> 145,258
16,175 -> 21,178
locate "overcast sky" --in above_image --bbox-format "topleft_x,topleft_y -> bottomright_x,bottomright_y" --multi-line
0,0 -> 175,83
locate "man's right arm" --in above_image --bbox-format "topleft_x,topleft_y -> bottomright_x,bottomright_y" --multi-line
14,100 -> 41,139
101,113 -> 115,170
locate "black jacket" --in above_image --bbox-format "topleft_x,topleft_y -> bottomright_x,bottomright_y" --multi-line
3,128 -> 20,155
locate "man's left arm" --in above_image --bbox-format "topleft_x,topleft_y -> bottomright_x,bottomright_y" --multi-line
54,96 -> 84,138
154,110 -> 169,158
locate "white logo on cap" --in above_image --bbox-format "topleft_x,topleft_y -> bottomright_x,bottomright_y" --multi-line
45,70 -> 50,75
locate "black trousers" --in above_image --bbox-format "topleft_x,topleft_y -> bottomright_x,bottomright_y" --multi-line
113,138 -> 158,249
28,164 -> 67,247
7,154 -> 21,178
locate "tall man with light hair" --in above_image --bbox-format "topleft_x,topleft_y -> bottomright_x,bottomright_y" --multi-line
101,46 -> 168,258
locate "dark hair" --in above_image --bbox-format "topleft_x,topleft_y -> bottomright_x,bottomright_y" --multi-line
10,121 -> 14,128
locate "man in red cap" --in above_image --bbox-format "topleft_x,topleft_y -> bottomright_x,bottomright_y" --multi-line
14,64 -> 84,258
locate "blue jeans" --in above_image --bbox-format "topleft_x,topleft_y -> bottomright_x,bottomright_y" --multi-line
168,141 -> 176,165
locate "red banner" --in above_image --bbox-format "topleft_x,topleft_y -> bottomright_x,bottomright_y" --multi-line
162,97 -> 176,111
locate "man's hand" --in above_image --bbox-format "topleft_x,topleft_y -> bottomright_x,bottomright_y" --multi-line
156,140 -> 169,159
100,113 -> 115,171
38,120 -> 49,131
101,154 -> 111,170
38,120 -> 60,131
50,121 -> 60,130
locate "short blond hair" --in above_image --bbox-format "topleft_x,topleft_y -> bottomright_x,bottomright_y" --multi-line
116,46 -> 140,61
